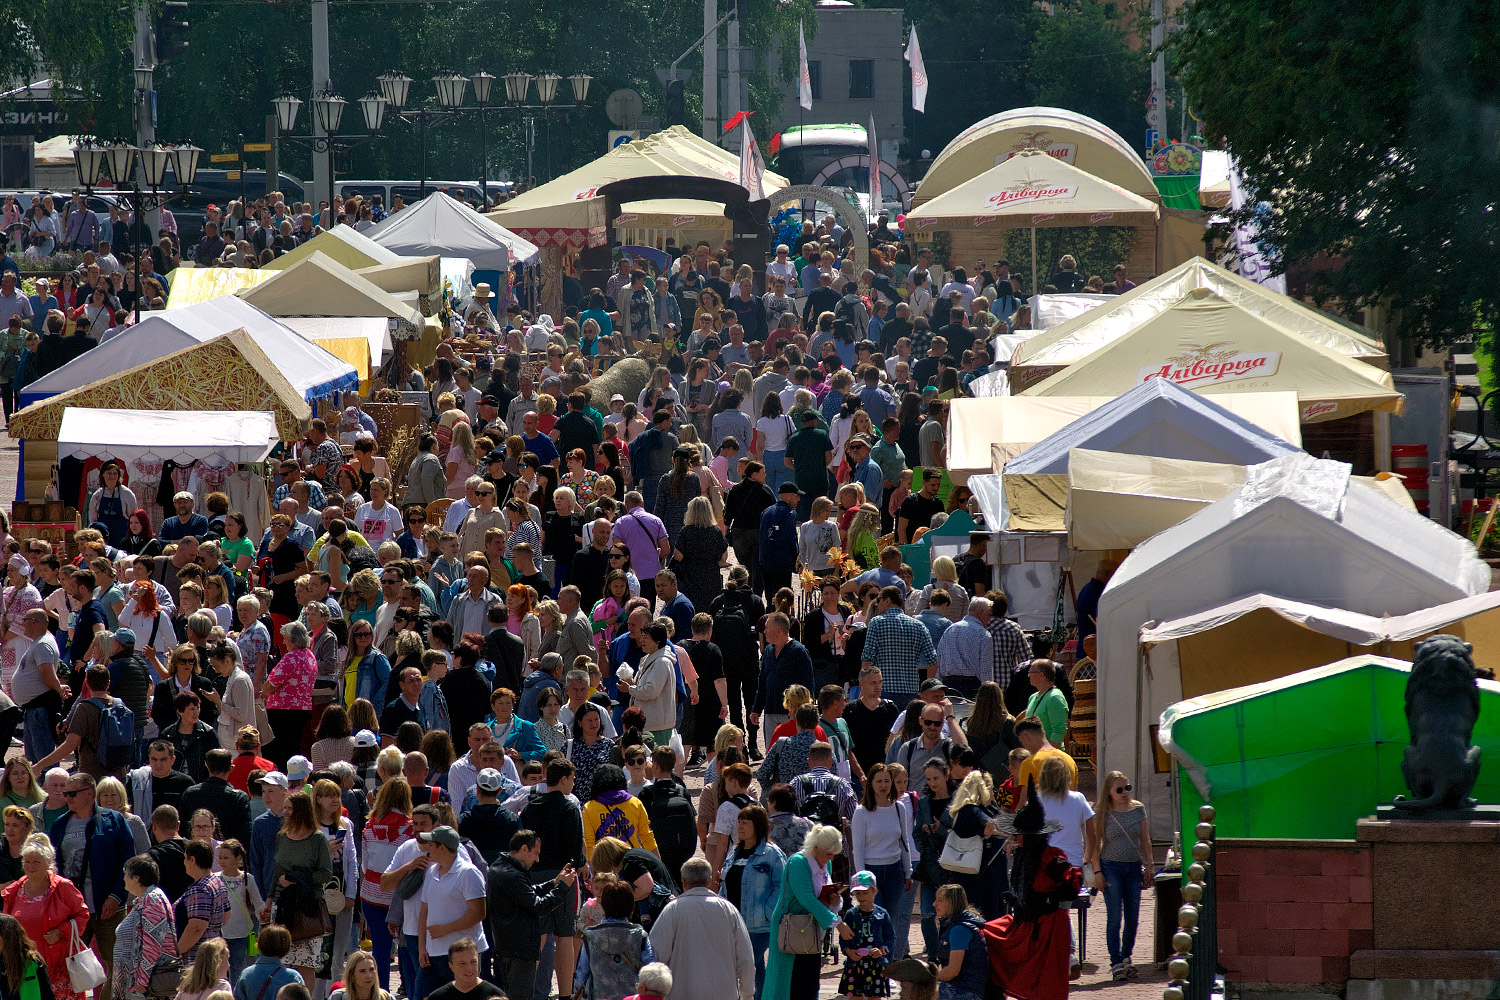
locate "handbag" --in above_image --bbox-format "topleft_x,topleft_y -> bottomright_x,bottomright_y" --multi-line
939,832 -> 984,875
65,923 -> 107,993
285,898 -> 332,942
324,879 -> 346,915
777,913 -> 823,955
146,957 -> 185,999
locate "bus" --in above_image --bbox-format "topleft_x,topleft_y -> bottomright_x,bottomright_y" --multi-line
771,124 -> 908,218
334,179 -> 514,208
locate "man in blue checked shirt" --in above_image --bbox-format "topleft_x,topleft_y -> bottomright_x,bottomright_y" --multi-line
935,596 -> 994,700
860,586 -> 937,707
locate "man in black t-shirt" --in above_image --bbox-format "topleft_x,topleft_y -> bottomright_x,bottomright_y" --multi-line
897,470 -> 946,544
954,533 -> 992,597
426,938 -> 505,1000
841,665 -> 900,775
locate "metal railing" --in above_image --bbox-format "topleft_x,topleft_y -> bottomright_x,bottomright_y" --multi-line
1164,804 -> 1218,1000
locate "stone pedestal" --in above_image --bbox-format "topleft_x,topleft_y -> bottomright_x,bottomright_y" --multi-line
1347,817 -> 1500,1000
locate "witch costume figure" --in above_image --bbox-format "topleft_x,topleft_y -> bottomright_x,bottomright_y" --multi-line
979,779 -> 1083,1000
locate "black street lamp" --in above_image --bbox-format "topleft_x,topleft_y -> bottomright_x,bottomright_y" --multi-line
272,85 -> 382,211
72,135 -> 202,321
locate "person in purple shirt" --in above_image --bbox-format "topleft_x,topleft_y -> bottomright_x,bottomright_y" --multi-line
609,495 -> 670,606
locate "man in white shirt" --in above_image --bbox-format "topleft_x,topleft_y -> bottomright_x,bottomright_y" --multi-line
415,825 -> 489,997
0,273 -> 32,328
557,669 -> 618,738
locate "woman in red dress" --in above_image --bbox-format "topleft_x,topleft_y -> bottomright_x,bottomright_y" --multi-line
0,835 -> 90,1000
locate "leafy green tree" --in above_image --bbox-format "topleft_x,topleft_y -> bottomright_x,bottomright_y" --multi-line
1171,0 -> 1500,347
1026,1 -> 1149,148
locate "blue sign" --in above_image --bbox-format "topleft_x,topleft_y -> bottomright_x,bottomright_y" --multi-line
1145,128 -> 1158,153
613,133 -> 633,148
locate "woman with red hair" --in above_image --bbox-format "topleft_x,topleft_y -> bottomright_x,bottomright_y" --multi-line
505,582 -> 542,663
119,508 -> 162,557
118,580 -> 176,678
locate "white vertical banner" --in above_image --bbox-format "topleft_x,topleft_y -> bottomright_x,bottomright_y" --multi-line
740,119 -> 766,202
905,25 -> 928,113
797,21 -> 813,110
1227,156 -> 1286,294
868,114 -> 882,214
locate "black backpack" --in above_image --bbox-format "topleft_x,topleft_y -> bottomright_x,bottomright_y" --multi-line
795,780 -> 843,828
712,599 -> 755,665
642,780 -> 697,859
344,544 -> 380,574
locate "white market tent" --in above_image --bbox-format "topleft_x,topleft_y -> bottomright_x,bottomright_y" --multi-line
238,252 -> 425,339
366,191 -> 539,268
1005,378 -> 1302,475
58,408 -> 279,466
999,380 -> 1303,533
947,390 -> 1304,482
20,295 -> 359,407
1097,454 -> 1490,838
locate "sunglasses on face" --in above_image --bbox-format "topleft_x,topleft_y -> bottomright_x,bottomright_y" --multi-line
922,718 -> 943,728
1114,784 -> 1133,793
63,789 -> 87,798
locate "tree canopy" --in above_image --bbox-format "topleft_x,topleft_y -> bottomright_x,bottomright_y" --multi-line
1172,0 -> 1500,347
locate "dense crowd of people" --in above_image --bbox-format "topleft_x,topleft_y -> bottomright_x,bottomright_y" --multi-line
0,208 -> 1156,1000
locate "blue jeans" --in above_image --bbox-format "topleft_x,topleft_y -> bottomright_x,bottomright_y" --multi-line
868,862 -> 911,958
764,450 -> 787,491
22,705 -> 55,761
226,937 -> 251,983
361,901 -> 395,991
416,952 -> 452,1000
749,930 -> 769,994
400,933 -> 421,999
1101,859 -> 1144,966
919,882 -> 940,958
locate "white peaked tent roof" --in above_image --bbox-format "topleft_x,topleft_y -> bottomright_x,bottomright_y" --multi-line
366,191 -> 539,268
237,252 -> 424,338
1012,256 -> 1386,372
20,295 -> 358,406
904,150 -> 1159,230
1106,455 -> 1491,603
261,224 -> 405,271
58,408 -> 278,465
278,317 -> 392,371
1005,378 -> 1303,475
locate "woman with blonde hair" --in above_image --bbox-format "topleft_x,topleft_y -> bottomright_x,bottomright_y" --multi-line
445,421 -> 478,500
932,883 -> 990,1000
0,761 -> 40,811
313,778 -> 359,978
907,555 -> 968,625
0,834 -> 88,1000
1092,771 -> 1151,980
945,770 -> 1007,919
360,778 -> 412,992
768,685 -> 825,745
764,824 -> 855,999
174,937 -> 231,1000
94,777 -> 151,852
328,950 -> 391,1000
343,569 -> 383,633
846,504 -> 883,571
671,496 -> 728,613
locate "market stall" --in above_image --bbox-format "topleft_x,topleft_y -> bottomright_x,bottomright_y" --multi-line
278,317 -> 392,383
165,266 -> 272,308
1158,657 -> 1500,840
1096,454 -> 1490,838
20,295 -> 359,410
366,191 -> 538,269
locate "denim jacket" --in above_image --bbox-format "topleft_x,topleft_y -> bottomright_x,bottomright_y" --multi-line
718,837 -> 786,933
350,650 -> 391,707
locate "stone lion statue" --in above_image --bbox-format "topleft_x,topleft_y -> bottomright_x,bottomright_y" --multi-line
1393,633 -> 1482,813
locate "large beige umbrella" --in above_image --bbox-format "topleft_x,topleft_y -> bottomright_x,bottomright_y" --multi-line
904,149 -> 1159,294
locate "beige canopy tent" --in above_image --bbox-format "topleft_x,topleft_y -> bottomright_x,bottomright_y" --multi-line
357,255 -> 443,296
1063,450 -> 1415,549
913,107 -> 1159,206
947,391 -> 1305,484
1009,256 -> 1386,391
904,150 -> 1159,296
1139,589 -> 1500,710
238,251 -> 424,339
1022,289 -> 1404,423
261,225 -> 405,272
487,125 -> 790,249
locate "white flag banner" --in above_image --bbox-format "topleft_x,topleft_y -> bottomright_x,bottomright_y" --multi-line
797,21 -> 813,110
740,120 -> 766,202
905,24 -> 928,113
868,114 -> 882,214
1227,155 -> 1286,294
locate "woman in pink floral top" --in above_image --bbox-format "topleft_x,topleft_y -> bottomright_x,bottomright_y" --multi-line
0,555 -> 42,696
260,620 -> 318,768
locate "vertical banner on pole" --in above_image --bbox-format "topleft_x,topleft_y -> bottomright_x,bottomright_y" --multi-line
797,21 -> 813,111
868,114 -> 881,217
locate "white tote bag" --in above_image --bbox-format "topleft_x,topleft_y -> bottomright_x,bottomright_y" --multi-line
66,922 -> 107,993
938,832 -> 984,875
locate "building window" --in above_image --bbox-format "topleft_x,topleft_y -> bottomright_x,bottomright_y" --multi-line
807,60 -> 822,100
849,60 -> 873,99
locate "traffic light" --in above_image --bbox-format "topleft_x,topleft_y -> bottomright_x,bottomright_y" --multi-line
156,1 -> 190,63
666,79 -> 685,125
